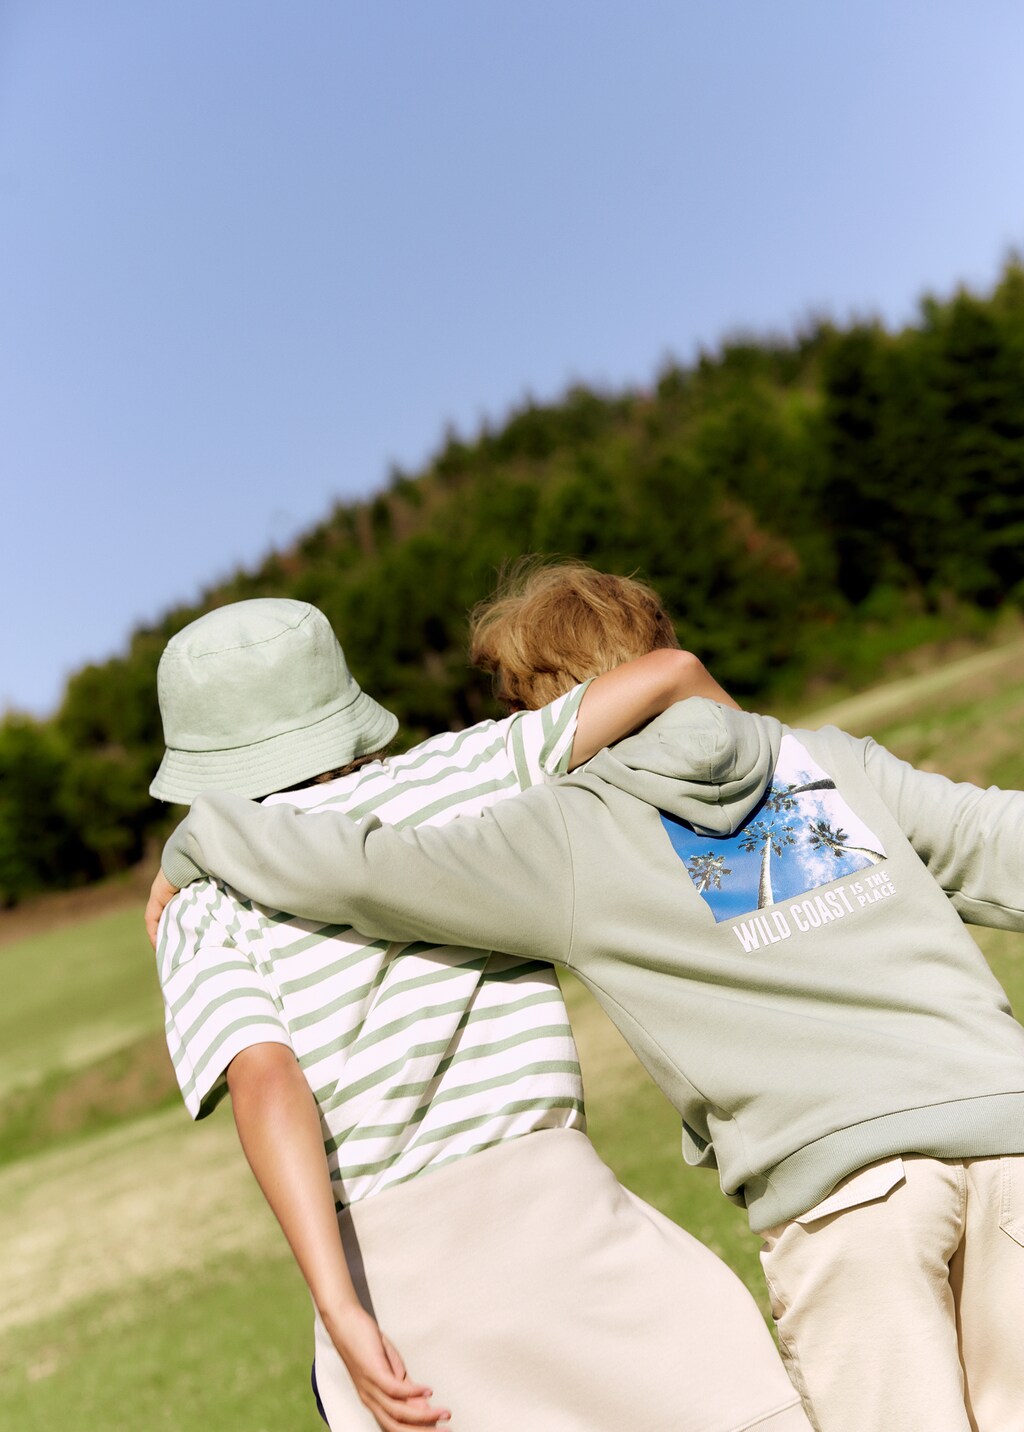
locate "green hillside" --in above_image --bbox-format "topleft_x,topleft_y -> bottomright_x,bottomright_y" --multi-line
4,261 -> 1024,901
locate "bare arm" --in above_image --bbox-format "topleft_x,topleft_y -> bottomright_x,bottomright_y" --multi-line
226,1044 -> 450,1431
569,648 -> 738,767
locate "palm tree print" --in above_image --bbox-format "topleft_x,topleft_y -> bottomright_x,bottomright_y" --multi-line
686,852 -> 732,894
763,778 -> 836,814
661,736 -> 887,922
737,818 -> 797,908
735,779 -> 839,907
807,818 -> 885,865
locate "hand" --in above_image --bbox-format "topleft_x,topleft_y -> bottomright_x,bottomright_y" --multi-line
145,869 -> 180,947
324,1303 -> 451,1431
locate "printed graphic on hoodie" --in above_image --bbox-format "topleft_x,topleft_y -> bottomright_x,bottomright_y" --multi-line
660,736 -> 887,923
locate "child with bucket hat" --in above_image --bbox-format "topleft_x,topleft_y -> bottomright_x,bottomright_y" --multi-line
149,591 -> 809,1432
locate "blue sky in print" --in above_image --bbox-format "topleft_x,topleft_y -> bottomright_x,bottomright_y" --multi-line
661,736 -> 888,923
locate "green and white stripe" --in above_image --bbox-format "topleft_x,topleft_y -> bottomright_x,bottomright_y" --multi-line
158,687 -> 587,1206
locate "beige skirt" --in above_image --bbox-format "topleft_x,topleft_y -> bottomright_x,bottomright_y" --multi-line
314,1128 -> 808,1432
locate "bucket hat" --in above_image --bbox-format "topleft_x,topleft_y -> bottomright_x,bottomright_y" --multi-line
149,598 -> 399,803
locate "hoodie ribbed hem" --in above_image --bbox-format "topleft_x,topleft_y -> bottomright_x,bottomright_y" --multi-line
746,1091 -> 1024,1231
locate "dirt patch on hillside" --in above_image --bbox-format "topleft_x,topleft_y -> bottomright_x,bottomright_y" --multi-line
0,1032 -> 179,1167
0,1106 -> 282,1338
0,862 -> 159,950
46,1033 -> 176,1132
800,635 -> 1024,736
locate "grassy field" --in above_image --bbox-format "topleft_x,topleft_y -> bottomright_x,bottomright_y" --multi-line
3,631 -> 1024,1430
0,907 -> 164,1100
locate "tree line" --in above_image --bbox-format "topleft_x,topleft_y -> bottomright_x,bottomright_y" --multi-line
4,261 -> 1024,902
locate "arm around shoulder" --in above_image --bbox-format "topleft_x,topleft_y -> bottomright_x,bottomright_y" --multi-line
163,786 -> 576,961
570,648 -> 738,768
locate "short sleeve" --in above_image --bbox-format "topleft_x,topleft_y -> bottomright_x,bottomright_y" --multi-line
503,680 -> 591,789
157,880 -> 292,1119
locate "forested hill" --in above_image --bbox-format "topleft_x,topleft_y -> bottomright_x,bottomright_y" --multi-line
5,262 -> 1024,902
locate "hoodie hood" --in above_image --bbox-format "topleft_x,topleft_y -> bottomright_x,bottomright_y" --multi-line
586,698 -> 783,836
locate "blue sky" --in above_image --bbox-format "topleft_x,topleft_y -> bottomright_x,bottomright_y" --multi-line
3,0 -> 1024,715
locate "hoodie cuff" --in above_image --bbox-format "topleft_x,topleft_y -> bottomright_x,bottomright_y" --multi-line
162,821 -> 207,889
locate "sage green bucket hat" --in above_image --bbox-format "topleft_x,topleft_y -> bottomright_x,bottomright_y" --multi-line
150,598 -> 399,803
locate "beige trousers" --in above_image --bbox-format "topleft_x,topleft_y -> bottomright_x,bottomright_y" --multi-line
315,1129 -> 810,1432
759,1154 -> 1024,1432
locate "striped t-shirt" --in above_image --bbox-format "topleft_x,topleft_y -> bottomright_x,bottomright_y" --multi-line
157,684 -> 588,1206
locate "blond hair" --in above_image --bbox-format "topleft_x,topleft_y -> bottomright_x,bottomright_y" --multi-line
469,557 -> 679,710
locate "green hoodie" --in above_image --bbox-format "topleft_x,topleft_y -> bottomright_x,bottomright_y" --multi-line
163,699 -> 1024,1230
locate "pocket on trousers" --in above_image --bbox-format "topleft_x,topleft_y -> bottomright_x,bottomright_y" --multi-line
999,1155 -> 1024,1248
794,1157 -> 905,1226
